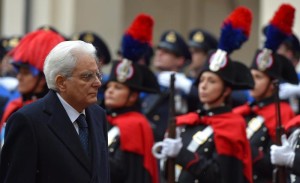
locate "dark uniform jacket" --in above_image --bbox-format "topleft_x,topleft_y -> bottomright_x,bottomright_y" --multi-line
285,115 -> 300,183
167,106 -> 252,183
0,90 -> 110,183
107,107 -> 159,183
233,97 -> 295,183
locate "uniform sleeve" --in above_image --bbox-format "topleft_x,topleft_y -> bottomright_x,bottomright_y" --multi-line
291,149 -> 300,176
109,146 -> 152,183
0,112 -> 38,183
176,149 -> 246,183
109,147 -> 128,182
251,140 -> 274,180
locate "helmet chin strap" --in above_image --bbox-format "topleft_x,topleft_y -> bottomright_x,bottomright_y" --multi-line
256,79 -> 273,101
22,73 -> 44,102
204,84 -> 227,108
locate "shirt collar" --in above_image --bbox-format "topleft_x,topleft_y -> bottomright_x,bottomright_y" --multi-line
56,92 -> 86,123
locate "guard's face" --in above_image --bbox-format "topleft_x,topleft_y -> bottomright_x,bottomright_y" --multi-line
63,53 -> 101,112
250,69 -> 273,100
152,48 -> 183,71
198,71 -> 228,108
17,67 -> 45,94
189,48 -> 207,71
104,81 -> 131,109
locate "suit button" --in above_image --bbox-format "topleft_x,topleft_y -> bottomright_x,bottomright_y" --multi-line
260,136 -> 265,141
253,175 -> 258,180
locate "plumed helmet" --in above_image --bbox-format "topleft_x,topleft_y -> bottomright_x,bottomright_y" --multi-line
195,6 -> 254,90
250,4 -> 298,84
120,13 -> 154,63
9,29 -> 65,76
106,60 -> 159,93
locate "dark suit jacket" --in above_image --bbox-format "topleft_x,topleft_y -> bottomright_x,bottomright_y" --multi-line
0,90 -> 110,183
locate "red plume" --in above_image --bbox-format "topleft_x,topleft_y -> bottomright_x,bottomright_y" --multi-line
270,4 -> 295,35
9,30 -> 65,72
223,6 -> 252,37
125,13 -> 154,45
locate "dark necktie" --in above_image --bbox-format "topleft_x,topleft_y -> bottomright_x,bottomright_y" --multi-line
76,114 -> 89,155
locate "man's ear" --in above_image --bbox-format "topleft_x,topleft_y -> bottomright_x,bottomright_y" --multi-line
56,75 -> 67,92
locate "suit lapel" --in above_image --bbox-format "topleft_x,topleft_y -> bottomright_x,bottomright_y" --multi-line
43,91 -> 91,172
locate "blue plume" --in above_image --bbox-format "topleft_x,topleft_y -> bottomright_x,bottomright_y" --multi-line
264,25 -> 288,51
218,23 -> 248,54
121,34 -> 150,62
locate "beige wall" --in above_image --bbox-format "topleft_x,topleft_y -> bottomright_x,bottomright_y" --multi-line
122,0 -> 259,65
2,0 -> 299,67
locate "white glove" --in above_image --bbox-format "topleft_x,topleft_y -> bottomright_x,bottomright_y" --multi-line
152,137 -> 183,159
158,71 -> 192,94
270,134 -> 295,168
279,83 -> 300,99
161,137 -> 183,158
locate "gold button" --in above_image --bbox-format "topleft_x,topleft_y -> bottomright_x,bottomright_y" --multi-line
262,127 -> 267,132
204,148 -> 209,152
260,136 -> 265,141
153,115 -> 160,121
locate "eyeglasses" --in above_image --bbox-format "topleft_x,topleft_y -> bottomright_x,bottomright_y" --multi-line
78,71 -> 103,83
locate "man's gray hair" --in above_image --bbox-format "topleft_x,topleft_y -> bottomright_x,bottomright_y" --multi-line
43,40 -> 98,91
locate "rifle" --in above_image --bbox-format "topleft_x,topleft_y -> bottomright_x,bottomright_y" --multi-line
167,73 -> 176,183
272,79 -> 287,183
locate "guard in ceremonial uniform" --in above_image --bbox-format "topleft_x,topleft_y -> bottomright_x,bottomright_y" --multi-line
105,60 -> 159,183
277,34 -> 300,114
152,6 -> 254,183
111,13 -> 161,140
186,28 -> 218,79
143,30 -> 192,141
233,4 -> 298,183
0,29 -> 65,148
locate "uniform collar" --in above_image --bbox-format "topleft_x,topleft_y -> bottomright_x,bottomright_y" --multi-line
196,105 -> 231,116
251,95 -> 275,109
107,105 -> 141,117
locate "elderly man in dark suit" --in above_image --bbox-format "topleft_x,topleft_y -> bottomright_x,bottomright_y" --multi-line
0,40 -> 110,183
